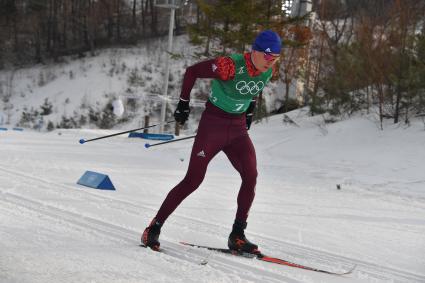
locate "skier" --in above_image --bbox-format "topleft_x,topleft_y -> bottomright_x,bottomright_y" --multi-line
142,30 -> 282,253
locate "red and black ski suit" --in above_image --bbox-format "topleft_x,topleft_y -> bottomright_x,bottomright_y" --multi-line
155,53 -> 262,224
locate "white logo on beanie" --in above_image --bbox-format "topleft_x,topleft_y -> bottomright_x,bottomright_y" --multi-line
265,48 -> 271,53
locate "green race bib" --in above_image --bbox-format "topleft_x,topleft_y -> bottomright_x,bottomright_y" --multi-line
209,54 -> 272,114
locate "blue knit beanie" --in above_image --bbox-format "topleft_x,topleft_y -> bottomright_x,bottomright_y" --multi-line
252,30 -> 282,54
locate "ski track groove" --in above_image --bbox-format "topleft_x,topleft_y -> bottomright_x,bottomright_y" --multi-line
0,165 -> 424,283
0,190 -> 297,283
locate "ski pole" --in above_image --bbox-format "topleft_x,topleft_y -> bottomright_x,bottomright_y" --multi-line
79,120 -> 176,144
145,134 -> 196,148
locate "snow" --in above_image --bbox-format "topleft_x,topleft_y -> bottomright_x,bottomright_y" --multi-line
0,35 -> 286,131
1,109 -> 424,283
0,31 -> 424,283
112,99 -> 125,118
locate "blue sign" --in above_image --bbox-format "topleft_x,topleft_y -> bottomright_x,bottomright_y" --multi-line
77,171 -> 116,190
128,132 -> 174,141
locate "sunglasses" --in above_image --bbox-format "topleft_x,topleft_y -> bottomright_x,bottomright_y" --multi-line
263,52 -> 280,62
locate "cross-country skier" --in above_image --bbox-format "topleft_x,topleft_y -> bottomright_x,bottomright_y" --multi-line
142,30 -> 282,253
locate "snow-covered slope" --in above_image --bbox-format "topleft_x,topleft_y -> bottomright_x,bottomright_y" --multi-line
0,35 -> 286,132
1,109 -> 424,283
1,36 -> 194,129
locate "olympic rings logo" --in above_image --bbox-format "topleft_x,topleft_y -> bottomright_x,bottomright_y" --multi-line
235,80 -> 265,95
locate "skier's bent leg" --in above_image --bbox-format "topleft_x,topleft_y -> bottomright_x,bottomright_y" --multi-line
154,132 -> 221,223
154,172 -> 206,223
142,148 -> 215,249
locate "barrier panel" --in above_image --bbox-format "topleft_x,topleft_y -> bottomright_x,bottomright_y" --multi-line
77,171 -> 116,190
128,132 -> 174,141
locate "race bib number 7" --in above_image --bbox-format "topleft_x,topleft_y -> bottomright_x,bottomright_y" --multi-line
233,104 -> 245,112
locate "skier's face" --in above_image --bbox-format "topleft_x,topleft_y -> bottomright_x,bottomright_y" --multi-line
251,51 -> 280,72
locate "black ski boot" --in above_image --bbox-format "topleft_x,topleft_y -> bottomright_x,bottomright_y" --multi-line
228,220 -> 260,254
142,218 -> 162,251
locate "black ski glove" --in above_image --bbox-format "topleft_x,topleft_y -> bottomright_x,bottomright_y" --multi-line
174,99 -> 190,125
246,100 -> 256,130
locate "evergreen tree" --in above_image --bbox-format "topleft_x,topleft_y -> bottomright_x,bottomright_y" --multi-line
88,107 -> 99,124
98,103 -> 116,129
47,121 -> 55,131
40,98 -> 53,115
189,0 -> 312,117
58,116 -> 74,129
189,0 -> 284,56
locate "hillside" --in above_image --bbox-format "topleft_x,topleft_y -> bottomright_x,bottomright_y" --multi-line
0,35 -> 286,133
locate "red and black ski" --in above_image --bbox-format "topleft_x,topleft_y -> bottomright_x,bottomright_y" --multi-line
179,241 -> 355,275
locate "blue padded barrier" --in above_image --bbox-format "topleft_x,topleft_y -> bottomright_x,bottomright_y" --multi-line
128,132 -> 174,141
77,171 -> 116,190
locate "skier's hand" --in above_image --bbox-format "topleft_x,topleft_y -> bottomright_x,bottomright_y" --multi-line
174,99 -> 190,125
246,114 -> 253,130
245,100 -> 256,130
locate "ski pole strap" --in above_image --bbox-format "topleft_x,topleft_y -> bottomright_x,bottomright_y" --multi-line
145,134 -> 196,148
79,120 -> 175,144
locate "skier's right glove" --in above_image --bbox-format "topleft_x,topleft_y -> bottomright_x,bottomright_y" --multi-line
174,99 -> 190,125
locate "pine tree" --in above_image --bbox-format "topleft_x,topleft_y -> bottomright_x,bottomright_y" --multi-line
189,0 -> 312,116
40,98 -> 53,115
188,0 -> 284,56
47,121 -> 55,131
98,103 -> 116,129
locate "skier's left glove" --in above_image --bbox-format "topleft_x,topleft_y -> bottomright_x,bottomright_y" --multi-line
246,100 -> 256,130
174,99 -> 190,125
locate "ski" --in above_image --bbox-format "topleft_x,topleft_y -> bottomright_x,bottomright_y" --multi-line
179,242 -> 355,275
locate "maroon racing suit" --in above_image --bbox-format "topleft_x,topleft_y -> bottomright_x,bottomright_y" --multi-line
155,53 -> 262,224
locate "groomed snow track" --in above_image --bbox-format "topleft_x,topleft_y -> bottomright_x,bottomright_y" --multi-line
1,166 -> 424,283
